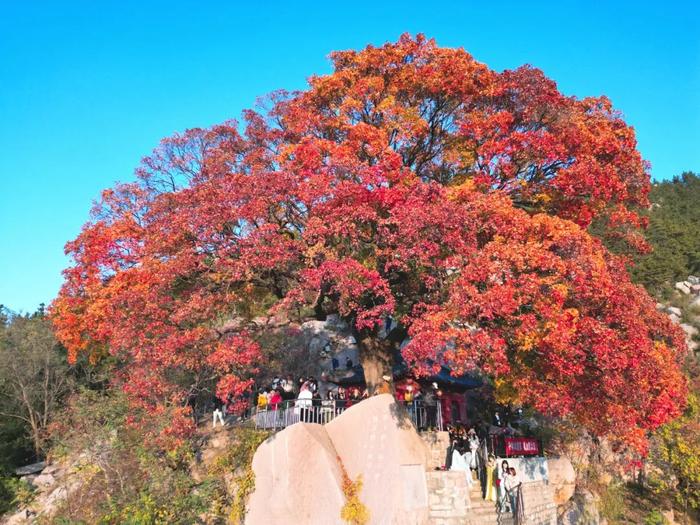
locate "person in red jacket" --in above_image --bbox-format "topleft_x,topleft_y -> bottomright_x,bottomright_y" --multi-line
268,388 -> 283,410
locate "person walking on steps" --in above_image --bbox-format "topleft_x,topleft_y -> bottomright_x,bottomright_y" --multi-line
212,396 -> 226,428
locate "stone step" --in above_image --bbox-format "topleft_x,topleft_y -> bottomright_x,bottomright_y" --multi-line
466,515 -> 512,525
471,500 -> 495,508
469,505 -> 499,516
470,499 -> 495,507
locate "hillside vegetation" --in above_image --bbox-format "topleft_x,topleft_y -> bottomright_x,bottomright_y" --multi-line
633,172 -> 700,295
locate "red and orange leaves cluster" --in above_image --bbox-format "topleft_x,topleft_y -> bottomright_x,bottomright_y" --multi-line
52,34 -> 685,450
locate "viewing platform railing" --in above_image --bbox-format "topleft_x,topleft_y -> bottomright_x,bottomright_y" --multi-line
251,398 -> 443,431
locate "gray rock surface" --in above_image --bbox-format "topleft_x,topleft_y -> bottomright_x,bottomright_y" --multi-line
548,456 -> 576,506
247,394 -> 431,525
675,281 -> 691,294
32,473 -> 55,488
680,323 -> 699,351
14,462 -> 45,476
557,489 -> 601,525
247,423 -> 345,525
667,306 -> 682,317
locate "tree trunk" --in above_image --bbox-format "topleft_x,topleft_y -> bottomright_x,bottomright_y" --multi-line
29,416 -> 42,457
356,334 -> 394,396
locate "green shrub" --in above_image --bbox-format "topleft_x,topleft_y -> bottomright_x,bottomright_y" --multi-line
643,509 -> 668,525
48,389 -> 213,524
211,427 -> 271,524
599,482 -> 627,522
0,474 -> 34,515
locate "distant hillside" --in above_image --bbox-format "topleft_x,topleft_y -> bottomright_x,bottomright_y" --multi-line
632,172 -> 700,296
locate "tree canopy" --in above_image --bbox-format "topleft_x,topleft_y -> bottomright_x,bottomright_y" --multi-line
52,34 -> 686,451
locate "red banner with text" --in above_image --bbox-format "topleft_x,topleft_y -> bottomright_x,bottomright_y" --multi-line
504,437 -> 540,456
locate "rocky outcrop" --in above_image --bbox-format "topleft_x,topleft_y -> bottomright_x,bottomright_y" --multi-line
547,456 -> 576,506
247,396 -> 563,525
301,316 -> 360,377
1,460 -> 79,525
247,423 -> 346,525
658,279 -> 700,352
326,394 -> 431,525
246,394 -> 431,525
556,489 -> 600,525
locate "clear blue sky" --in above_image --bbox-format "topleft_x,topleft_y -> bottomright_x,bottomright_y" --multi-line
1,1 -> 698,313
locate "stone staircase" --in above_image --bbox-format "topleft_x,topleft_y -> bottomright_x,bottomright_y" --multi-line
424,469 -> 511,525
421,431 -> 554,525
467,484 -> 511,525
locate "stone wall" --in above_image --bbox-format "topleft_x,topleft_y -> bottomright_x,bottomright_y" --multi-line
520,480 -> 557,525
421,431 -> 450,470
425,471 -> 470,525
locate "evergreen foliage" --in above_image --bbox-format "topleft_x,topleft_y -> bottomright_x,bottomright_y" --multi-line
632,172 -> 700,295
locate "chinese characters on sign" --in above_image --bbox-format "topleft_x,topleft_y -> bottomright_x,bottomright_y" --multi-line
504,437 -> 540,456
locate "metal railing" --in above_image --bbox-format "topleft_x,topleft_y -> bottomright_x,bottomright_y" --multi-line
402,399 -> 444,431
253,399 -> 347,429
497,482 -> 524,525
251,398 -> 443,431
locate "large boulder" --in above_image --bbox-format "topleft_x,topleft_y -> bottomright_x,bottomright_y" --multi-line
548,456 -> 576,506
246,394 -> 432,525
667,306 -> 682,317
680,323 -> 699,352
675,281 -> 691,295
326,394 -> 431,525
557,489 -> 601,525
298,319 -> 360,377
247,423 -> 346,525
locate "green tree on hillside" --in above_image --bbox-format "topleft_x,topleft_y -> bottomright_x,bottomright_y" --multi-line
0,307 -> 72,456
633,172 -> 700,294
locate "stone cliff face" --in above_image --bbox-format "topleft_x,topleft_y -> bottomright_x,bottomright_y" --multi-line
2,457 -> 86,524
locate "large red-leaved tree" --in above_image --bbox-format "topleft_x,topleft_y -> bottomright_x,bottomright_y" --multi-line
52,34 -> 686,450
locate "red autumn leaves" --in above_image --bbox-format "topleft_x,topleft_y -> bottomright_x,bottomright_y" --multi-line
52,34 -> 686,450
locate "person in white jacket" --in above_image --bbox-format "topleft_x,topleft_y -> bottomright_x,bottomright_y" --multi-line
449,446 -> 473,487
295,382 -> 313,422
497,460 -> 510,511
467,428 -> 479,470
504,467 -> 522,514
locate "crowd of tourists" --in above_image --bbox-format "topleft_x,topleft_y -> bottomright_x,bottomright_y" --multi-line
210,370 -> 527,520
444,423 -> 524,518
215,371 -> 447,430
252,374 -> 371,411
245,373 -> 375,426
